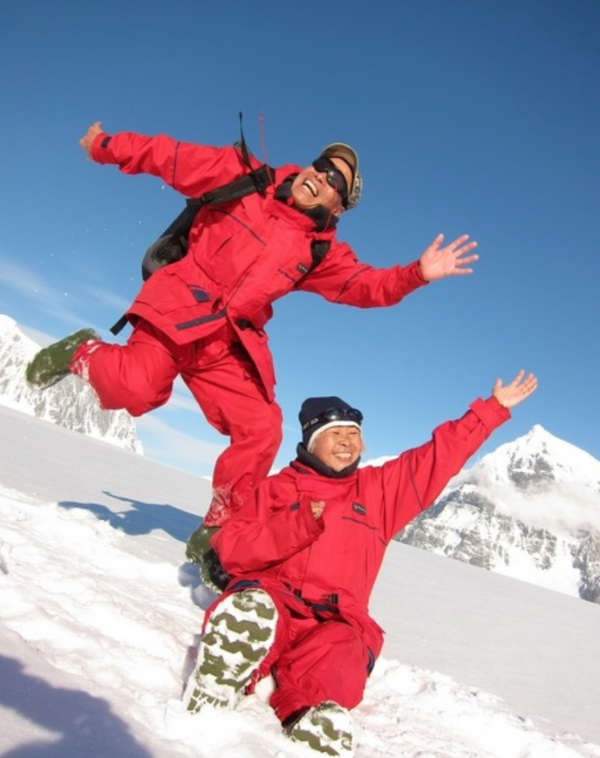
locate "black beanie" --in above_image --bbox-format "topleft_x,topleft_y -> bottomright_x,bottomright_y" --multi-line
299,396 -> 363,450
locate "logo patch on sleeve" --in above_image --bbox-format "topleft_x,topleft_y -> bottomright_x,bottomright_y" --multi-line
352,502 -> 367,515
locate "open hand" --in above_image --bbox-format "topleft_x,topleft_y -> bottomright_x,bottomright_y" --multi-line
493,370 -> 538,409
419,234 -> 478,282
80,121 -> 103,156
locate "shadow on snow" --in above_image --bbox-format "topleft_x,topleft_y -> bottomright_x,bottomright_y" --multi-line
58,490 -> 201,541
57,490 -> 217,609
0,655 -> 154,758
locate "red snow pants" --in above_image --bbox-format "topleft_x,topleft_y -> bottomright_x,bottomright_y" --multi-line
71,320 -> 282,522
203,584 -> 374,723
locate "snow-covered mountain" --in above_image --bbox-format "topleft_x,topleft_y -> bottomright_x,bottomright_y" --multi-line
1,404 -> 599,756
396,425 -> 600,603
0,314 -> 141,453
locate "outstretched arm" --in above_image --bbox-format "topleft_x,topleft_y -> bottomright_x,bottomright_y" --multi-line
298,233 -> 478,309
376,371 -> 538,540
78,121 -> 249,197
418,234 -> 479,281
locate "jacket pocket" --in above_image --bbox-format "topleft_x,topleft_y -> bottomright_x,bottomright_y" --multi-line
135,267 -> 215,317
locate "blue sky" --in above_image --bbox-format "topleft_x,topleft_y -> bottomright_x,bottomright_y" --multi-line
2,0 -> 599,479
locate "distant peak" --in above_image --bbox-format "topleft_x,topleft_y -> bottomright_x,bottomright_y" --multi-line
529,423 -> 546,434
472,422 -> 600,492
513,424 -> 562,452
525,424 -> 553,440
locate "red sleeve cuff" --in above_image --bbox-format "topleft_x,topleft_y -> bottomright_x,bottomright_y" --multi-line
408,259 -> 429,287
470,396 -> 511,429
90,131 -> 114,164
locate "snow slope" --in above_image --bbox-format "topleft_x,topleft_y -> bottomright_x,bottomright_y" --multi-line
1,405 -> 600,756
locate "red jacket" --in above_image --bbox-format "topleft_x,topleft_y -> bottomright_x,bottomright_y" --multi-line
92,132 -> 427,400
213,396 -> 510,653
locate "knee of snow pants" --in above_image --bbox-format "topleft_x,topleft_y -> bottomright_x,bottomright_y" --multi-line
270,619 -> 372,723
81,322 -> 178,416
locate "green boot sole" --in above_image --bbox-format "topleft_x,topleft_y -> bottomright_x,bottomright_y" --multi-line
288,701 -> 354,756
184,588 -> 278,713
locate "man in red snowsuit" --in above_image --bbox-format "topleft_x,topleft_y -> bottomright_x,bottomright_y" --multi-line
183,371 -> 537,756
27,120 -> 477,531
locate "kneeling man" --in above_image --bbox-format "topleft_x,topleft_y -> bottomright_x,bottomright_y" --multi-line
184,371 -> 537,756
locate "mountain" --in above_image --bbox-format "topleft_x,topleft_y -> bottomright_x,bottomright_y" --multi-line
0,314 -> 141,453
1,404 -> 599,755
395,424 -> 600,603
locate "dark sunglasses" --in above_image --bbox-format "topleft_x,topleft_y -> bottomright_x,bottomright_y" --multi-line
302,406 -> 363,432
311,157 -> 349,204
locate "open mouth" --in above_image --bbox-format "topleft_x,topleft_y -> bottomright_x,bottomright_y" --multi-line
302,179 -> 318,197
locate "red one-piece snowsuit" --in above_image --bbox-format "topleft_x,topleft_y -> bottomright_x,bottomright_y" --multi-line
210,396 -> 510,722
81,131 -> 428,523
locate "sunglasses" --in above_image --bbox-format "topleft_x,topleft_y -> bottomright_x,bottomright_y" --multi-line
302,406 -> 363,432
311,157 -> 349,204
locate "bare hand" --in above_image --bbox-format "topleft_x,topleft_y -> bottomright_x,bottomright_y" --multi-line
80,121 -> 103,157
493,370 -> 538,409
311,500 -> 325,519
419,234 -> 478,282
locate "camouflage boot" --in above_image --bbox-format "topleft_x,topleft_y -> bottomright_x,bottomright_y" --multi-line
185,525 -> 230,593
25,329 -> 100,390
287,701 -> 354,757
184,588 -> 278,713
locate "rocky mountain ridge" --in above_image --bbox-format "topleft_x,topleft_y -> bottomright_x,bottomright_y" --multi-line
0,315 -> 141,453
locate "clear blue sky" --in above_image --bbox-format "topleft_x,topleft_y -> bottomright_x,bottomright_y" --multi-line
2,0 -> 599,478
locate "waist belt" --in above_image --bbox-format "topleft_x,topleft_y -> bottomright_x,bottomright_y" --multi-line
288,584 -> 340,616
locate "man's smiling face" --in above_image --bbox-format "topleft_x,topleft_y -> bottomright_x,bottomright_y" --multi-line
310,425 -> 364,472
290,157 -> 353,216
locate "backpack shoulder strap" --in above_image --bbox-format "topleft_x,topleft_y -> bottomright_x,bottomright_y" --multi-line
309,239 -> 330,272
158,164 -> 275,239
187,164 -> 275,209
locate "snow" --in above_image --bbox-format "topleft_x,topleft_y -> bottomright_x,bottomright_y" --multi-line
2,405 -> 600,756
497,538 -> 581,596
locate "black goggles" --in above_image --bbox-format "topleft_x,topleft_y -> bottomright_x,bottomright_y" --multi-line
302,406 -> 363,432
311,157 -> 349,204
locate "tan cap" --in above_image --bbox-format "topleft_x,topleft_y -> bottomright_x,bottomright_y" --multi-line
319,142 -> 362,209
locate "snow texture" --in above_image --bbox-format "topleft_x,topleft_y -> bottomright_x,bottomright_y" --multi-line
1,404 -> 600,756
0,314 -> 141,453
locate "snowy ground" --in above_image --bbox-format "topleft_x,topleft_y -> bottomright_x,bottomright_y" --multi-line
1,405 -> 600,757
